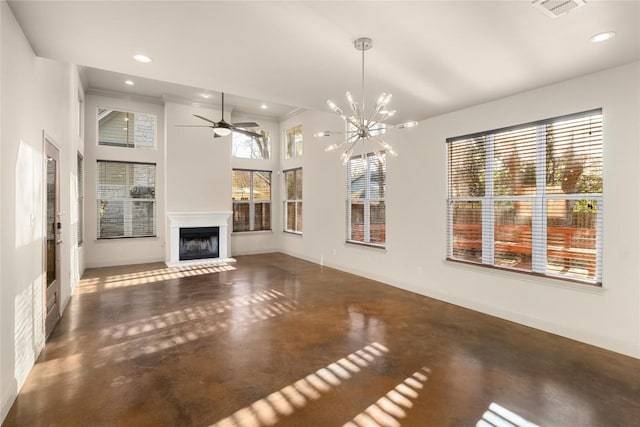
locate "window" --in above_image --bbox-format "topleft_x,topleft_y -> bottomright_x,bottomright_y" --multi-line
285,125 -> 303,159
346,152 -> 386,246
284,168 -> 303,233
77,153 -> 84,245
232,170 -> 271,232
232,130 -> 271,159
97,161 -> 156,238
77,90 -> 84,137
447,109 -> 603,284
97,108 -> 156,148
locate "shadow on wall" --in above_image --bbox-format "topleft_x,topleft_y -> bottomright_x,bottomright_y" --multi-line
2,140 -> 47,421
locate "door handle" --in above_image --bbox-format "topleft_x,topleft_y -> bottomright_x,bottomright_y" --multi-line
56,240 -> 63,245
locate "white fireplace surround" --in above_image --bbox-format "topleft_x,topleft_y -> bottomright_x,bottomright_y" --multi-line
166,212 -> 235,267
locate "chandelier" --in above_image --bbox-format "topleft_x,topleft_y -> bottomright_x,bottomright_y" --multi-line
315,37 -> 417,164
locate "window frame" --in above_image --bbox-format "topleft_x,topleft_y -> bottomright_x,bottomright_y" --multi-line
232,169 -> 272,233
284,124 -> 303,160
446,109 -> 603,286
96,160 -> 157,239
232,130 -> 271,160
97,107 -> 157,149
346,152 -> 387,248
77,152 -> 84,245
283,167 -> 303,235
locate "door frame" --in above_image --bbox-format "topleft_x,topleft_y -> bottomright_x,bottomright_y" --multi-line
43,132 -> 61,338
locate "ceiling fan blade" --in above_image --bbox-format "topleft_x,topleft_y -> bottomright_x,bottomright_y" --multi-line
231,127 -> 263,139
231,122 -> 260,128
193,114 -> 219,125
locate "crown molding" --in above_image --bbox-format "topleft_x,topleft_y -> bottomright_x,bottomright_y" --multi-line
86,88 -> 164,105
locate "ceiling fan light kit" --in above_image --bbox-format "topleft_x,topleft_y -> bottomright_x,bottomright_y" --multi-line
315,37 -> 418,164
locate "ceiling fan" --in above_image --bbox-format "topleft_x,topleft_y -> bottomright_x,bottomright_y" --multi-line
177,92 -> 263,139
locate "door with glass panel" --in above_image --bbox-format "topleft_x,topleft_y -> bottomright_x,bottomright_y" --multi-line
45,138 -> 61,337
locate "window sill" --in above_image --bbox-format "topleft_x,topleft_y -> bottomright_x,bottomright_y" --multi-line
345,240 -> 386,251
443,258 -> 605,294
283,230 -> 303,237
232,230 -> 273,235
96,235 -> 158,241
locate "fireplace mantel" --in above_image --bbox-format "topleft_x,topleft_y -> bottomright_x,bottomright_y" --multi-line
166,212 -> 235,267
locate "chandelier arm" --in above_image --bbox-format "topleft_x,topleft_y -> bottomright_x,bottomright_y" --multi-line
368,105 -> 385,124
373,136 -> 397,156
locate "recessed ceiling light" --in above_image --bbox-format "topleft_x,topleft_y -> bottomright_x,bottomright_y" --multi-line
201,93 -> 211,99
125,80 -> 134,86
590,31 -> 616,43
261,104 -> 268,110
133,54 -> 152,63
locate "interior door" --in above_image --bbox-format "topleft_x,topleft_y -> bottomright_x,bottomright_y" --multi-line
45,138 -> 61,337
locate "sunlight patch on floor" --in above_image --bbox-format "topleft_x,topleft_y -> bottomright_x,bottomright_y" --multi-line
343,367 -> 431,427
93,290 -> 297,365
77,263 -> 236,294
99,289 -> 291,340
477,402 -> 539,427
210,343 -> 390,427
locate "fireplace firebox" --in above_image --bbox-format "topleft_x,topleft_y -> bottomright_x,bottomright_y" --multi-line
179,227 -> 219,261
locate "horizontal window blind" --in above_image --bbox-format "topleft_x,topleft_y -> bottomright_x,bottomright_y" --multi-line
346,152 -> 386,246
284,168 -> 303,233
447,109 -> 603,285
232,169 -> 272,232
97,161 -> 156,239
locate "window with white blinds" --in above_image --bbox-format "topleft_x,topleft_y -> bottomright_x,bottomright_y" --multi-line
77,153 -> 84,245
232,169 -> 272,232
97,161 -> 156,239
347,152 -> 386,247
284,168 -> 303,234
447,109 -> 603,285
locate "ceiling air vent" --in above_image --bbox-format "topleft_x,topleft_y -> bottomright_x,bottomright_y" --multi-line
532,0 -> 586,18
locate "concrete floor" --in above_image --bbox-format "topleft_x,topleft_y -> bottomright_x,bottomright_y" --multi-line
3,253 -> 639,426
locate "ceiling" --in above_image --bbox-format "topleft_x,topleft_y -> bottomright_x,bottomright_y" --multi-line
8,1 -> 640,122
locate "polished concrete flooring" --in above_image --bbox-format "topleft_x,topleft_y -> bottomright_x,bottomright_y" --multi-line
3,253 -> 639,426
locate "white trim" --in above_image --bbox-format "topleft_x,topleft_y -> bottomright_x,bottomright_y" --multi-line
166,212 -> 235,267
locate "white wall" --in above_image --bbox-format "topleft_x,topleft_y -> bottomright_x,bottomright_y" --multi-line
166,101 -> 230,213
1,0 -> 85,420
280,62 -> 640,358
83,94 -> 165,268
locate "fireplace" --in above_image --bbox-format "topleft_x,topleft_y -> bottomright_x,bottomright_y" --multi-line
166,212 -> 234,267
179,227 -> 219,261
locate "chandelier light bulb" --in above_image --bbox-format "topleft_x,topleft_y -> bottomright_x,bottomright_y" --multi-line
341,148 -> 354,165
346,92 -> 355,104
397,121 -> 418,129
327,100 -> 344,116
315,131 -> 331,138
324,143 -> 339,152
